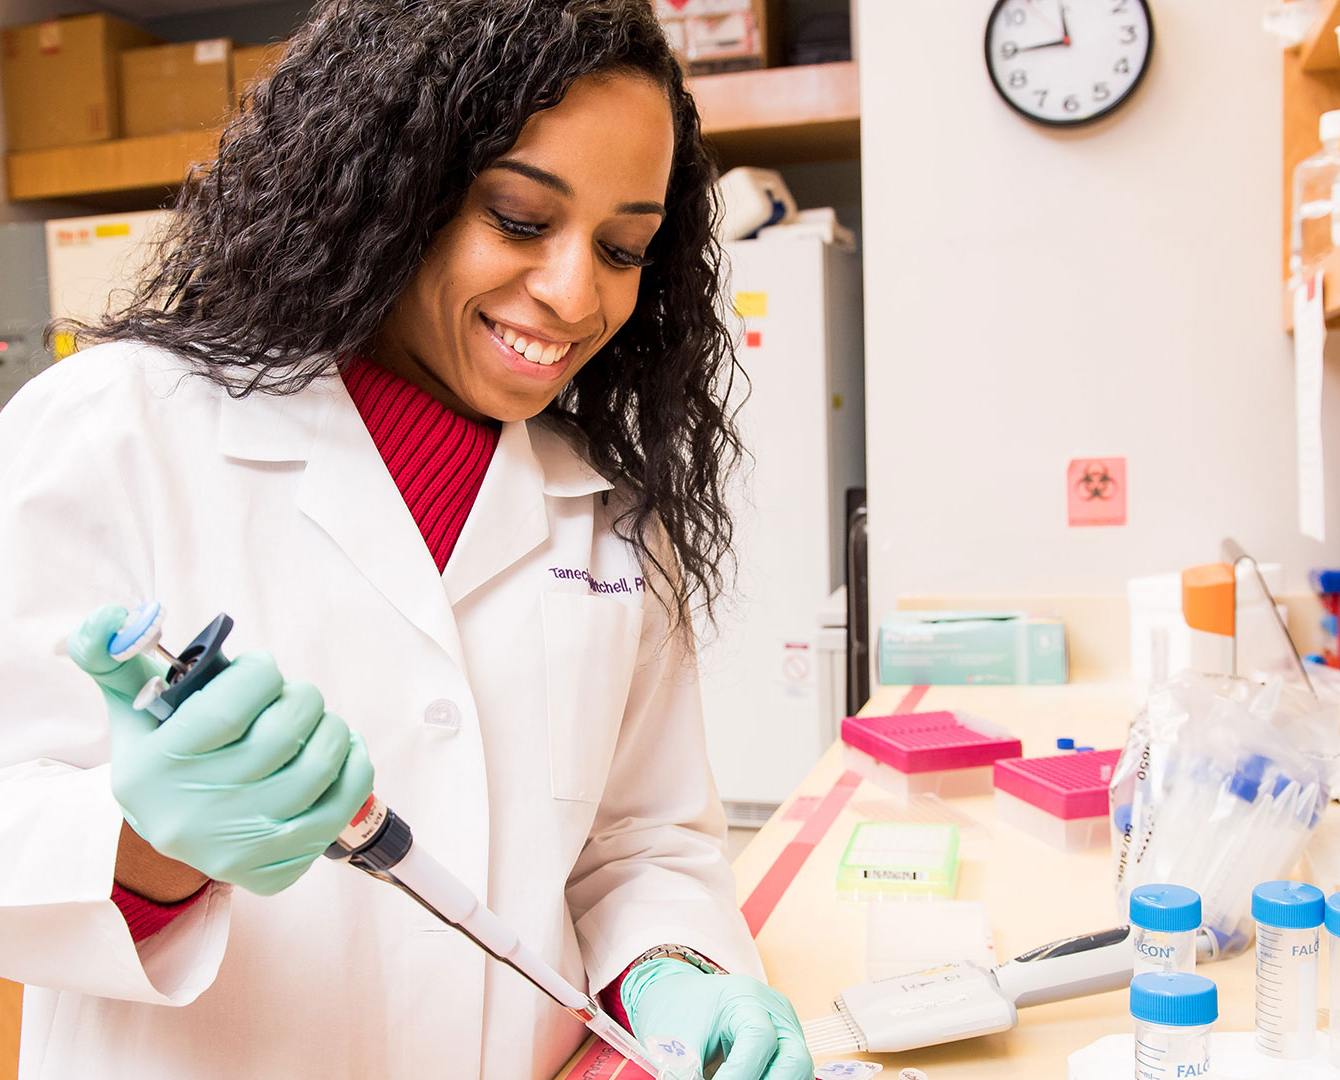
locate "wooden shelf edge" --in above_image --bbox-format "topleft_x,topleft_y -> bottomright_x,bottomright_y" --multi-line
5,128 -> 221,201
689,61 -> 859,137
1302,0 -> 1340,71
3,63 -> 862,203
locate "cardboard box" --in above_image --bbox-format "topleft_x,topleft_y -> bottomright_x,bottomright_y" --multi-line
121,40 -> 234,138
232,41 -> 286,98
878,611 -> 1069,686
1,14 -> 163,152
655,0 -> 780,74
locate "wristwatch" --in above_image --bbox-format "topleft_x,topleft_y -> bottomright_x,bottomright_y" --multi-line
629,943 -> 726,975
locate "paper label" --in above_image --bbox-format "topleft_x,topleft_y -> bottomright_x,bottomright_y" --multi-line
733,291 -> 767,317
1067,457 -> 1127,527
194,39 -> 227,65
1294,272 -> 1327,541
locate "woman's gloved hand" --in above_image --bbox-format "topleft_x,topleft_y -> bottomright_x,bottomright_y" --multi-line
622,957 -> 814,1080
69,604 -> 374,896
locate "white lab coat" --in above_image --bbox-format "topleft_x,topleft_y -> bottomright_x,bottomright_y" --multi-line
0,342 -> 762,1080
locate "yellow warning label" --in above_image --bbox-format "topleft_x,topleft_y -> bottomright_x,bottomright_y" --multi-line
94,223 -> 132,239
733,292 -> 767,318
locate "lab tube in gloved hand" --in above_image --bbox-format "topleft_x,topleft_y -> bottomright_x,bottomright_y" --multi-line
1130,973 -> 1216,1080
1327,894 -> 1340,1067
1252,880 -> 1324,1060
1130,885 -> 1201,977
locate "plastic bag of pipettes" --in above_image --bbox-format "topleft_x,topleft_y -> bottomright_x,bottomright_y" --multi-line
1109,672 -> 1337,959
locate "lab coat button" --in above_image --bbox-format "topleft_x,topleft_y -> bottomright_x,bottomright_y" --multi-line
424,699 -> 462,734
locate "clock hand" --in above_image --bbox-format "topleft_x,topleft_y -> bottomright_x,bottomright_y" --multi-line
1017,36 -> 1068,51
1057,1 -> 1071,44
1023,0 -> 1062,34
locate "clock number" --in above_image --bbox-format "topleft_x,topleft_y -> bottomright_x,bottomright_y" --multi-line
1119,24 -> 1137,43
1114,57 -> 1131,74
1112,0 -> 1129,10
1001,41 -> 1019,58
1063,94 -> 1080,113
1005,7 -> 1026,24
1010,70 -> 1028,88
1033,89 -> 1048,108
1093,81 -> 1111,101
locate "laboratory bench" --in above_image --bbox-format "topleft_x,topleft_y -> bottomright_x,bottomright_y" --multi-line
558,677 -> 1287,1079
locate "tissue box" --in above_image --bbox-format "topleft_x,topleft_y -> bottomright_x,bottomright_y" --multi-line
878,611 -> 1068,686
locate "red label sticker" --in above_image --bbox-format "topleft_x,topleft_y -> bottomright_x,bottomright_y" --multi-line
1067,457 -> 1127,527
745,330 -> 761,348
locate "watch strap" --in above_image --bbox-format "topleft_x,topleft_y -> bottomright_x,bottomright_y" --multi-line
628,943 -> 726,975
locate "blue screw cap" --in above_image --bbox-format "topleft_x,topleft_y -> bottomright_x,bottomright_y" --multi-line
1252,881 -> 1325,929
1130,973 -> 1218,1027
1131,885 -> 1202,933
1056,738 -> 1075,750
1326,894 -> 1340,937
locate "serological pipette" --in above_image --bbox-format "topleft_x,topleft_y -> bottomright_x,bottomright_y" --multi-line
107,603 -> 661,1077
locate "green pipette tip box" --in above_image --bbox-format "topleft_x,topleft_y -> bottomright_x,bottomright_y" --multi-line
836,822 -> 960,900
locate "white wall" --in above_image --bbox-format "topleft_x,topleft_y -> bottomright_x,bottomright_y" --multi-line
859,0 -> 1340,621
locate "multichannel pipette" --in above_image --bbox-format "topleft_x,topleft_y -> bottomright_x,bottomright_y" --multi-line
106,603 -> 661,1077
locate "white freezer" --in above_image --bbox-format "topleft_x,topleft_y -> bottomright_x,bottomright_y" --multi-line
697,234 -> 865,818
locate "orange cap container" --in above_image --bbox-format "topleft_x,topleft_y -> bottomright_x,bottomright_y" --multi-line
1181,563 -> 1235,637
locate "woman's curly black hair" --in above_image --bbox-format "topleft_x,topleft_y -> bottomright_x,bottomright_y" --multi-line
68,0 -> 746,630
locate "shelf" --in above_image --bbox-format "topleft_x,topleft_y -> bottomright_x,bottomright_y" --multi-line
5,128 -> 220,202
3,62 -> 859,205
1282,21 -> 1340,330
693,61 -> 860,168
1301,0 -> 1340,72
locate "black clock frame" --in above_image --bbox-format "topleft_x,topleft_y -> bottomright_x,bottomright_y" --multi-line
983,0 -> 1155,129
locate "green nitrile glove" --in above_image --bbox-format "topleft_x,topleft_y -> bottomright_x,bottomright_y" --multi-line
621,958 -> 814,1080
69,604 -> 374,896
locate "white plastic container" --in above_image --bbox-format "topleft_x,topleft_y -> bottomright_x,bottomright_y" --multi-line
1326,893 -> 1340,1068
1252,880 -> 1324,1060
1130,972 -> 1217,1080
992,788 -> 1110,851
1130,884 -> 1200,977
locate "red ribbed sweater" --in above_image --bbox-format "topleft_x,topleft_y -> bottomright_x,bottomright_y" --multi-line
111,356 -> 499,940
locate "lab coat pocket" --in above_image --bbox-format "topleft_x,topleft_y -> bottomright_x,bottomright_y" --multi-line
542,592 -> 642,802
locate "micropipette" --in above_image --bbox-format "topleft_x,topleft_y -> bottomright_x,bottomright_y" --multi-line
107,603 -> 661,1076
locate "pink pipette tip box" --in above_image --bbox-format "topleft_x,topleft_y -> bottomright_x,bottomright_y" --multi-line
992,749 -> 1121,851
841,710 -> 1023,799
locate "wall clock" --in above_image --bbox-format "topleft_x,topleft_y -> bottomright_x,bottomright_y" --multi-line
984,0 -> 1154,127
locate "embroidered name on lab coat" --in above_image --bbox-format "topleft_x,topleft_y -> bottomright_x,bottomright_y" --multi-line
547,567 -> 644,594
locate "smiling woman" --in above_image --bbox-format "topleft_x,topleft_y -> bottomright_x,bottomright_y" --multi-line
371,73 -> 675,425
1,2 -> 814,1080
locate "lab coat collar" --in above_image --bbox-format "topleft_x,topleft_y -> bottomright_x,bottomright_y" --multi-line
442,418 -> 613,605
216,379 -> 615,633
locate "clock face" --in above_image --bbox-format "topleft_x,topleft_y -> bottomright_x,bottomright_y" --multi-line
984,0 -> 1154,127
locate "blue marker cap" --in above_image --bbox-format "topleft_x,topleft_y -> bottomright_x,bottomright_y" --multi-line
1056,738 -> 1075,750
1306,653 -> 1328,665
1326,895 -> 1340,937
1130,884 -> 1202,933
1130,973 -> 1218,1027
1310,569 -> 1340,595
1252,881 -> 1325,929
